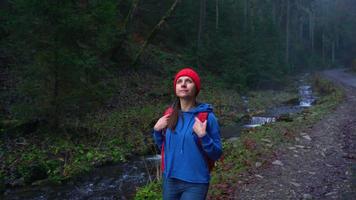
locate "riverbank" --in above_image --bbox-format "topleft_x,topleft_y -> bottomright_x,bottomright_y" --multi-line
135,73 -> 344,199
235,69 -> 356,199
0,59 -> 297,198
1,77 -> 300,199
215,74 -> 346,199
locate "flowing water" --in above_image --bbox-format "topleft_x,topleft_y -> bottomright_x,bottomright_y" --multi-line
3,156 -> 160,200
243,84 -> 315,128
299,85 -> 316,107
3,83 -> 316,200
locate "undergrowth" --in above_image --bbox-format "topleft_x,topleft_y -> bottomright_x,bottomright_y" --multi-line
134,75 -> 344,199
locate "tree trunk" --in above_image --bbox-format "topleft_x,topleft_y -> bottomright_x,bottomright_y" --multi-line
197,0 -> 206,67
78,0 -> 88,9
278,1 -> 284,28
299,4 -> 314,52
297,0 -> 302,41
336,30 -> 340,49
216,0 -> 219,31
122,0 -> 140,31
250,1 -> 255,32
299,16 -> 303,41
197,0 -> 204,49
310,12 -> 314,52
100,0 -> 140,61
221,0 -> 224,13
286,0 -> 290,67
52,64 -> 59,130
272,1 -> 276,24
131,0 -> 180,68
322,32 -> 326,62
332,40 -> 335,64
244,0 -> 248,30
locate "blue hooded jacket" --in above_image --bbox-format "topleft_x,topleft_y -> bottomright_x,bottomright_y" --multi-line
153,103 -> 222,183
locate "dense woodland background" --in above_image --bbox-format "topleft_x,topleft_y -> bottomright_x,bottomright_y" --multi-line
0,0 -> 355,191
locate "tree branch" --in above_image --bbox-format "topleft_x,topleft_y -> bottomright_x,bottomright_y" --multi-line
131,0 -> 180,68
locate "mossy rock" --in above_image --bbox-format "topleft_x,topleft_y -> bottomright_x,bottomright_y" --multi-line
283,97 -> 299,105
277,114 -> 293,122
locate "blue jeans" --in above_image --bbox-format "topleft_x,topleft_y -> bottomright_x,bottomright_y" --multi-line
163,177 -> 209,200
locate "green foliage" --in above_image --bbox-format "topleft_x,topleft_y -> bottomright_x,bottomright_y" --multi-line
199,86 -> 244,126
207,77 -> 344,199
0,0 -> 353,194
1,135 -> 133,185
0,104 -> 160,187
3,0 -> 122,129
88,103 -> 165,155
155,0 -> 288,89
135,180 -> 162,200
134,76 -> 326,198
3,144 -> 63,184
247,90 -> 297,112
312,74 -> 339,95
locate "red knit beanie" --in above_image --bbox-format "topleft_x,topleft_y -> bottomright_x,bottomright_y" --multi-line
174,68 -> 201,95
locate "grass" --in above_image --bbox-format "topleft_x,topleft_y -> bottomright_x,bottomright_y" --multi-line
0,101 -> 167,186
0,42 -> 345,195
134,74 -> 344,199
207,75 -> 344,199
0,46 -> 217,188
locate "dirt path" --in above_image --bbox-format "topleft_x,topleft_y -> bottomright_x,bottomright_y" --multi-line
235,69 -> 356,200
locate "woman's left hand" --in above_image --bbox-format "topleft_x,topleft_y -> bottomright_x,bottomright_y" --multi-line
193,117 -> 207,138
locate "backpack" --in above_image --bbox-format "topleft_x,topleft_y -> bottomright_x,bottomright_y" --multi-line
160,107 -> 221,172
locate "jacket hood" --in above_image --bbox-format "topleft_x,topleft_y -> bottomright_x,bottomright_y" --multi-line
176,103 -> 213,155
184,103 -> 213,114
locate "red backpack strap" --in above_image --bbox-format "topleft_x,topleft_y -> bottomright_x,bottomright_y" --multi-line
163,107 -> 174,116
197,112 -> 208,122
196,112 -> 215,171
160,106 -> 174,172
196,111 -> 224,171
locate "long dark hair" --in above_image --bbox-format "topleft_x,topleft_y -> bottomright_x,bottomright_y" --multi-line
167,97 -> 181,131
168,78 -> 198,130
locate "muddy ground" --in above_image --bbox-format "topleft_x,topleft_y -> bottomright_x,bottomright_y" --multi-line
235,69 -> 356,200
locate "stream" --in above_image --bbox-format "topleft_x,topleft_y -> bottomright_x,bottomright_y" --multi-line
221,83 -> 316,138
4,155 -> 160,200
3,82 -> 316,200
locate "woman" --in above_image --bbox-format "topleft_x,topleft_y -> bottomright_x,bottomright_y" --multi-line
153,68 -> 222,200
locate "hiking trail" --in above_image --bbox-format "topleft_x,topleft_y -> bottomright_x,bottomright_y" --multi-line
235,69 -> 356,200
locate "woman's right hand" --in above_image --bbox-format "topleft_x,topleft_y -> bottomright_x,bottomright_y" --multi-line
154,115 -> 170,131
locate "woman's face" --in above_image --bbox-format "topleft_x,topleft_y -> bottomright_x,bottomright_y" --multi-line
175,76 -> 196,99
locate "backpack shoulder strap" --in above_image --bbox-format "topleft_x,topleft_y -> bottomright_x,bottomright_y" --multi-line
163,107 -> 174,116
196,112 -> 216,171
196,112 -> 208,122
160,106 -> 173,172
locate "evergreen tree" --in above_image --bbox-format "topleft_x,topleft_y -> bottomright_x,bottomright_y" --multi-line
3,0 -> 122,130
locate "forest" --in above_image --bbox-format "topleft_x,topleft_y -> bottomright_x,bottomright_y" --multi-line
0,0 -> 355,199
